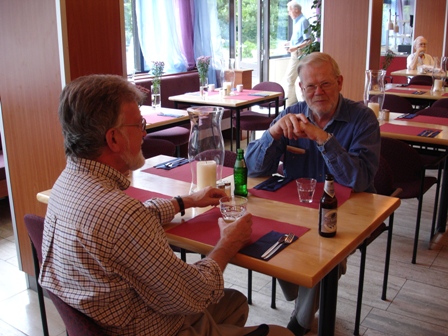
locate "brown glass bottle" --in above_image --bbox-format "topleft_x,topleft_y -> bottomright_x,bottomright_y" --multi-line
319,174 -> 338,237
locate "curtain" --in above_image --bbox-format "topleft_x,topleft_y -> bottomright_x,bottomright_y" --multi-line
135,0 -> 222,82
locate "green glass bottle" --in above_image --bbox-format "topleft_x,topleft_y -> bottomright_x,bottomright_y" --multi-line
234,149 -> 248,196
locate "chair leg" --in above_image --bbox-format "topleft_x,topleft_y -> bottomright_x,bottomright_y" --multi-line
412,173 -> 426,264
247,269 -> 252,304
382,213 -> 394,300
354,242 -> 367,335
429,161 -> 443,242
31,243 -> 49,336
270,277 -> 276,309
180,248 -> 187,262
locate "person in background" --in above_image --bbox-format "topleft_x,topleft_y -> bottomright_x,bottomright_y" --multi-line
407,36 -> 435,70
40,74 -> 292,336
245,52 -> 380,335
283,1 -> 311,107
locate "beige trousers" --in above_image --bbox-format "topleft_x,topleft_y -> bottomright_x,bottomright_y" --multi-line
177,289 -> 293,336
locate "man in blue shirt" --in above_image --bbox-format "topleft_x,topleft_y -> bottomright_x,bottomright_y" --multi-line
245,52 -> 380,335
284,1 -> 311,107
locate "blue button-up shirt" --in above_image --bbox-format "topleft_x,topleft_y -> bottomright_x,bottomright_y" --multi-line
245,95 -> 380,193
290,14 -> 311,47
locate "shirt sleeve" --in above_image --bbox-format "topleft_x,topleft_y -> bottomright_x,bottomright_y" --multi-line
111,203 -> 224,316
317,107 -> 380,192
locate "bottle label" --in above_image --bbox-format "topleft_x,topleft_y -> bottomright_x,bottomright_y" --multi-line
324,181 -> 335,198
321,208 -> 337,233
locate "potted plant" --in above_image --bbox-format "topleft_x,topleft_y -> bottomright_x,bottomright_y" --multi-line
300,0 -> 321,59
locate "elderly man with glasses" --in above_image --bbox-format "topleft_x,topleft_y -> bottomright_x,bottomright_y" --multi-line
245,52 -> 380,335
41,74 -> 293,336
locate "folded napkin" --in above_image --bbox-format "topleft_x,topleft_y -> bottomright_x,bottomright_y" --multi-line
154,158 -> 189,170
418,129 -> 441,138
397,113 -> 418,119
253,176 -> 293,192
239,230 -> 298,260
157,112 -> 185,118
248,92 -> 270,97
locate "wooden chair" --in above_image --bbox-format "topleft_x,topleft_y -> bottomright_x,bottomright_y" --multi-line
24,214 -> 106,336
428,98 -> 448,110
233,81 -> 287,145
373,94 -> 414,114
408,75 -> 433,86
141,136 -> 176,159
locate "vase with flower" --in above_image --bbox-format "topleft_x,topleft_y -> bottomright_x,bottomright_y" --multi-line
197,56 -> 211,99
150,61 -> 164,109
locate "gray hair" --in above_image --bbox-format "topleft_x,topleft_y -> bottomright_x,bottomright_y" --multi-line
297,52 -> 341,78
58,74 -> 145,160
287,1 -> 302,11
412,36 -> 426,51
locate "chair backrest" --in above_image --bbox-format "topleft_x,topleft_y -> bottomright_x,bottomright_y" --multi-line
141,136 -> 176,159
380,137 -> 424,183
416,106 -> 448,118
374,155 -> 396,196
374,94 -> 414,114
199,149 -> 237,168
408,75 -> 433,86
252,81 -> 286,109
431,98 -> 448,109
24,214 -> 106,336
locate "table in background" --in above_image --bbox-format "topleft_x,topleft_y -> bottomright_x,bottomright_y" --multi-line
169,90 -> 281,150
140,106 -> 189,133
380,113 -> 448,233
36,155 -> 400,336
390,69 -> 432,77
382,84 -> 446,108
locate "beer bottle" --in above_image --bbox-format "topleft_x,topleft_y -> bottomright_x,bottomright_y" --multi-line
319,174 -> 337,237
234,149 -> 248,196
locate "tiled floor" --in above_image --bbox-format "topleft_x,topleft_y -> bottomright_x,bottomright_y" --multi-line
1,166 -> 447,335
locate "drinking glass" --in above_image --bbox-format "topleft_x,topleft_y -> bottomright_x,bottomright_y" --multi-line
296,178 -> 317,203
219,196 -> 248,222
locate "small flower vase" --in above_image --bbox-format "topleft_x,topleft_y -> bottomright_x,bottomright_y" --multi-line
432,57 -> 446,94
187,106 -> 225,194
363,70 -> 386,119
151,80 -> 161,109
199,76 -> 208,100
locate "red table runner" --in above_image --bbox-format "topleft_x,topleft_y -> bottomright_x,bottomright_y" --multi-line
167,207 -> 309,246
249,181 -> 352,210
380,123 -> 441,136
124,186 -> 170,201
143,163 -> 233,183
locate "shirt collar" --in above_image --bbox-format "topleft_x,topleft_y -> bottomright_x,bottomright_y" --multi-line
67,157 -> 131,191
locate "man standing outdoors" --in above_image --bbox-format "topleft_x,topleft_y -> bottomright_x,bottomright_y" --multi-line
283,1 -> 311,107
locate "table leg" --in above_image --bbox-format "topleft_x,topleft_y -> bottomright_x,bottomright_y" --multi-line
436,156 -> 448,233
318,265 -> 339,336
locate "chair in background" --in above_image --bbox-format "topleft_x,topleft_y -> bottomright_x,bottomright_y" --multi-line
234,81 -> 286,145
408,75 -> 433,86
141,136 -> 176,159
380,137 -> 440,264
354,156 -> 402,335
430,98 -> 448,109
376,94 -> 414,114
24,214 -> 106,336
146,127 -> 190,157
416,106 -> 448,118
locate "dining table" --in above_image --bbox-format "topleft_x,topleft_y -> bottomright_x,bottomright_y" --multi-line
379,112 -> 448,234
390,69 -> 432,77
168,89 -> 281,150
140,105 -> 189,133
36,155 -> 400,336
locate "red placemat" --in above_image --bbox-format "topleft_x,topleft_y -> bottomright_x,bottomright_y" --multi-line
412,115 -> 448,126
249,181 -> 352,210
386,88 -> 429,94
143,164 -> 233,183
124,186 -> 170,201
380,123 -> 441,136
167,207 -> 309,246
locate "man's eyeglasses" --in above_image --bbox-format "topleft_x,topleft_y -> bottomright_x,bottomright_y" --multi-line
120,117 -> 147,132
302,80 -> 337,94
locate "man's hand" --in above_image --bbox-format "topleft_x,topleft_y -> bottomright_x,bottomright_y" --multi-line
182,187 -> 227,208
269,113 -> 329,144
218,213 -> 253,250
